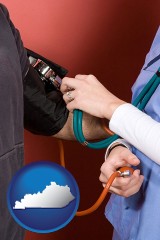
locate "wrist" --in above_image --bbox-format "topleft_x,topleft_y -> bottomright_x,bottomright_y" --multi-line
108,143 -> 127,155
105,139 -> 132,159
104,99 -> 126,120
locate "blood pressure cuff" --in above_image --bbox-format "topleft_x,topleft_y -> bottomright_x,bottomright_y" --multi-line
24,49 -> 69,136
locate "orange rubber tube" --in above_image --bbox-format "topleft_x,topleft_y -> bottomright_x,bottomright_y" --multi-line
58,140 -> 134,217
101,119 -> 114,136
76,166 -> 134,216
58,140 -> 65,168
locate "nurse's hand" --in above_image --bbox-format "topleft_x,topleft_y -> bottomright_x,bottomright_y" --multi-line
61,74 -> 125,119
99,146 -> 144,197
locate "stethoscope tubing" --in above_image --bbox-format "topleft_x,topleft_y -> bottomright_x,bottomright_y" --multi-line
73,68 -> 160,149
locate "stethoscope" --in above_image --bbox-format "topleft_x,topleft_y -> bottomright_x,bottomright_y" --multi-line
62,68 -> 160,216
73,68 -> 160,149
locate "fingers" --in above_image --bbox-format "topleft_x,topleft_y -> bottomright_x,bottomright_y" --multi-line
61,74 -> 108,117
107,147 -> 140,167
109,174 -> 144,197
100,146 -> 143,198
100,168 -> 134,187
60,77 -> 78,94
63,90 -> 76,104
75,74 -> 88,80
61,74 -> 96,93
119,149 -> 140,166
61,75 -> 90,111
62,89 -> 78,112
100,169 -> 144,197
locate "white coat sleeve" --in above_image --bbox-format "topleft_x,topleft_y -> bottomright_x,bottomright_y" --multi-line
109,103 -> 160,164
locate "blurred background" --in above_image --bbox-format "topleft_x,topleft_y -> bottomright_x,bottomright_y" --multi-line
2,0 -> 160,239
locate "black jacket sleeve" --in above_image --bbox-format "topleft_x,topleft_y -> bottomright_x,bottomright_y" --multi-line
0,3 -> 69,136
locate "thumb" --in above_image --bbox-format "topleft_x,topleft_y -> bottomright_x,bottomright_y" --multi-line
123,151 -> 140,166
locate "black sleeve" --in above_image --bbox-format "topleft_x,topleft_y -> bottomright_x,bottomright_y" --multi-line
0,3 -> 69,136
0,3 -> 29,78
